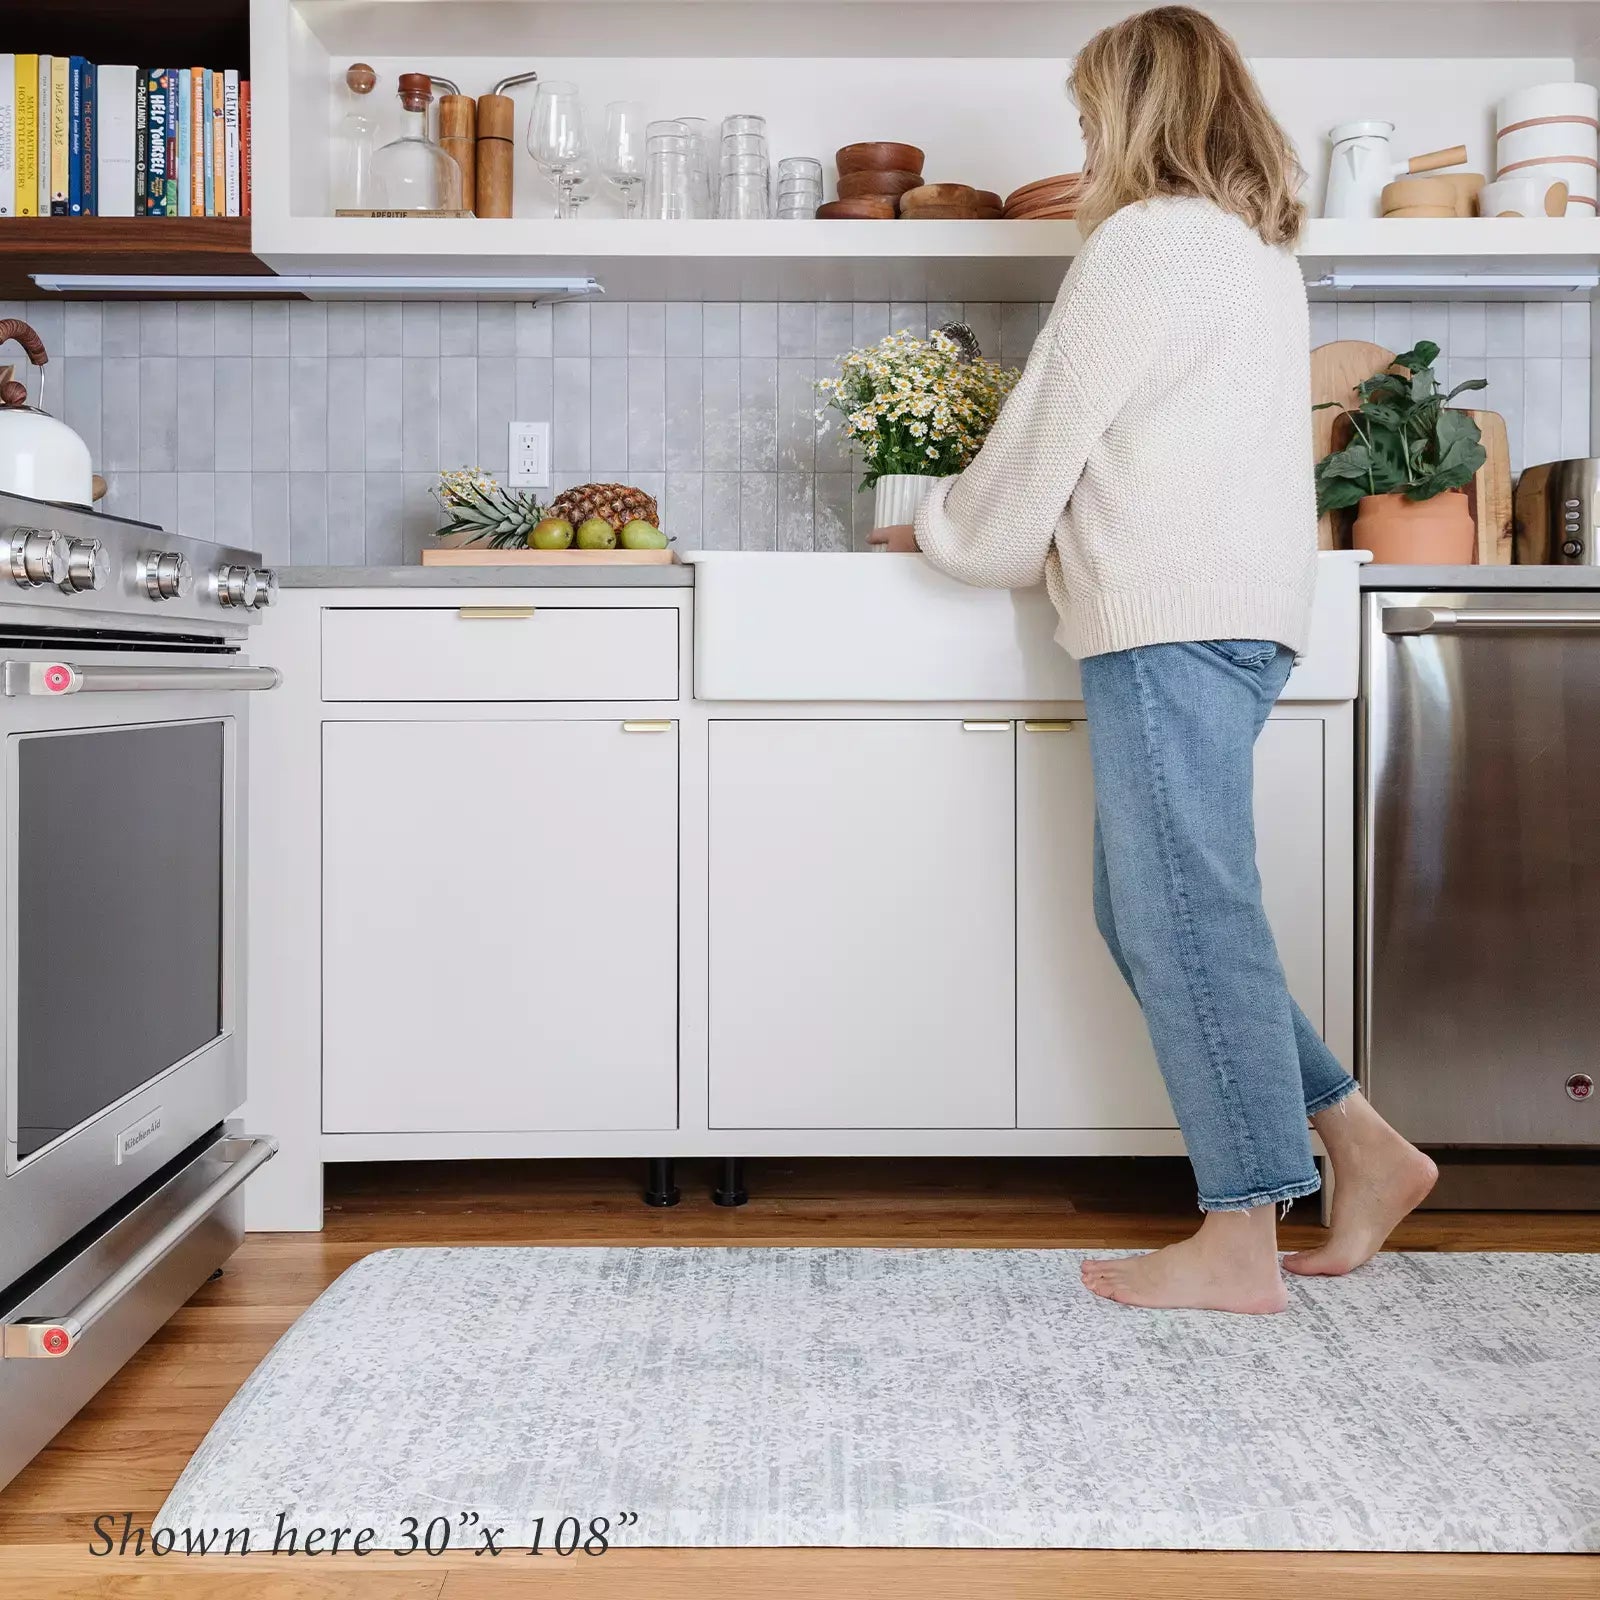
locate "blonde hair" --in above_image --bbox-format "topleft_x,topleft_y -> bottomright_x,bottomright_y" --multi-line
1069,6 -> 1305,247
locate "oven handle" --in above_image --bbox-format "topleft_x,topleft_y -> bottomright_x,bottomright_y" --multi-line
0,1134 -> 277,1359
2,661 -> 283,696
1383,606 -> 1600,635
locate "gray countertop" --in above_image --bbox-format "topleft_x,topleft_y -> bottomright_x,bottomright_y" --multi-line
282,561 -> 1599,593
1361,564 -> 1600,589
281,565 -> 694,588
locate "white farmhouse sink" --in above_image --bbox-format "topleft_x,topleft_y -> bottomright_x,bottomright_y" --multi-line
685,551 -> 1364,703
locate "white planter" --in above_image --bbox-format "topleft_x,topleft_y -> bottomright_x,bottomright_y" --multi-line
873,473 -> 945,531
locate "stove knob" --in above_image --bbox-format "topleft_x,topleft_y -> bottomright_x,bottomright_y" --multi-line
61,537 -> 110,593
216,564 -> 260,609
252,568 -> 280,609
141,551 -> 193,601
8,528 -> 70,589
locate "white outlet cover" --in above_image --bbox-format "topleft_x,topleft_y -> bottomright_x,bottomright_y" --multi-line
508,421 -> 551,489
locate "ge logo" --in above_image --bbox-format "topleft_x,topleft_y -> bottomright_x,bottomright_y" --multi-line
1567,1074 -> 1594,1102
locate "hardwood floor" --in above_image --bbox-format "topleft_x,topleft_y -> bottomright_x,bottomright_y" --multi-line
1,1156 -> 1594,1599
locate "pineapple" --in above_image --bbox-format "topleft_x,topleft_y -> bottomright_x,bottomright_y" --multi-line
548,482 -> 660,532
433,470 -> 548,548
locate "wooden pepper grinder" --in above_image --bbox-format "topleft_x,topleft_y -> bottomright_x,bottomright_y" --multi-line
424,74 -> 476,214
476,70 -> 538,219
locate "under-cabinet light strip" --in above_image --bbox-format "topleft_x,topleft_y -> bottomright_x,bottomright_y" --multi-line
1314,271 -> 1600,292
29,274 -> 605,299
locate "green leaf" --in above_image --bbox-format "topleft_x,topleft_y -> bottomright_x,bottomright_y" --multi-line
1445,377 -> 1490,402
1317,443 -> 1372,481
1393,340 -> 1440,373
1316,477 -> 1369,513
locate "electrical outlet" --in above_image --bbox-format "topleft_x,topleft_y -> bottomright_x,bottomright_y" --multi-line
508,421 -> 551,488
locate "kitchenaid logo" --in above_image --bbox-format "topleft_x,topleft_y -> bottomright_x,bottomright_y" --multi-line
115,1109 -> 164,1165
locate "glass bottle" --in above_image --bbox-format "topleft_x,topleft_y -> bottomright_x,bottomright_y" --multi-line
371,73 -> 463,212
333,63 -> 378,212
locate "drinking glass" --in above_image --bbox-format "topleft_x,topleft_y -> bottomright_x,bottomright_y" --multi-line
720,171 -> 772,219
674,116 -> 716,216
601,100 -> 647,218
644,148 -> 696,218
528,81 -> 591,219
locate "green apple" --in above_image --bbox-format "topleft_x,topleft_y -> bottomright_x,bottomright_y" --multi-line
619,519 -> 669,550
575,516 -> 618,550
530,517 -> 575,550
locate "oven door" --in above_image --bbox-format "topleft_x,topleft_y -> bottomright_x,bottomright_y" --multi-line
0,651 -> 278,1292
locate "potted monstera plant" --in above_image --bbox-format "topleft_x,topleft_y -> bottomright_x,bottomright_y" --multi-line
1315,341 -> 1487,564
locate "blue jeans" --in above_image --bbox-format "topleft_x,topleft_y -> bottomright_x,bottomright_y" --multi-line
1079,640 -> 1357,1212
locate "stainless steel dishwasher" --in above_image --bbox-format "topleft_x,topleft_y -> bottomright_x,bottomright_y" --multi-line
1363,589 -> 1600,1192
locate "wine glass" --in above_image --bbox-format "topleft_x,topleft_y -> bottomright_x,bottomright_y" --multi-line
528,81 -> 591,219
601,101 -> 647,218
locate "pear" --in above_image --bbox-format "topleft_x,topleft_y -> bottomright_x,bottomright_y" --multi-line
619,519 -> 669,550
530,517 -> 575,550
575,517 -> 618,550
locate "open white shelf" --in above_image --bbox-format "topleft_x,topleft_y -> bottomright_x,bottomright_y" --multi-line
248,216 -> 1600,301
235,0 -> 1600,300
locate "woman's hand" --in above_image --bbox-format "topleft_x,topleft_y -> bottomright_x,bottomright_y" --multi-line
868,523 -> 920,553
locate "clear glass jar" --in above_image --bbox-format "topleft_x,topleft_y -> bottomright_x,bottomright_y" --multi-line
371,73 -> 463,212
333,63 -> 378,212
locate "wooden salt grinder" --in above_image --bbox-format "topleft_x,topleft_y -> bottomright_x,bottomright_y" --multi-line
476,71 -> 538,219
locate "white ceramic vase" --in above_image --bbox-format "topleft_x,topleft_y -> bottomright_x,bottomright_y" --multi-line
872,473 -> 943,531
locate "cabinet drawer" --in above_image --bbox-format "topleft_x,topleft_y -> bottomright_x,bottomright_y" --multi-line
321,605 -> 679,702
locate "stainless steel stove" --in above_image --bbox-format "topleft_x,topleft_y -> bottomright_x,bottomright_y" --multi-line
0,488 -> 278,1490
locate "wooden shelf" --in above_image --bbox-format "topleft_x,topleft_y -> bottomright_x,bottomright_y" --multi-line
4,1 -> 249,73
0,218 -> 270,299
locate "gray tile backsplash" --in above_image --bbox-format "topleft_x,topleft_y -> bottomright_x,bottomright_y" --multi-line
8,297 -> 1590,567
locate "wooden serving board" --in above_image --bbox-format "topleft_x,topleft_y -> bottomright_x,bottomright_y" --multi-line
1468,408 -> 1513,565
421,548 -> 679,566
1310,339 -> 1397,550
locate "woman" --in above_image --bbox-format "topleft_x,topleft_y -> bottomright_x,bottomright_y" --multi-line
891,6 -> 1437,1313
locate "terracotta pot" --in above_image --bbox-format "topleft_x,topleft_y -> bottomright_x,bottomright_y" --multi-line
1352,489 -> 1476,565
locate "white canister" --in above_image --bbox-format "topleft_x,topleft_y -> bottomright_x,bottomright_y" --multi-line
1496,81 -> 1599,213
1497,80 -> 1600,134
872,473 -> 943,537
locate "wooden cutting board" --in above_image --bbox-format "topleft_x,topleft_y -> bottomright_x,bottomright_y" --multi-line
1310,340 -> 1397,551
421,548 -> 678,566
1468,408 -> 1513,565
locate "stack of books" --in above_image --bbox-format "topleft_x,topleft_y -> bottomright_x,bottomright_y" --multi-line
0,57 -> 252,219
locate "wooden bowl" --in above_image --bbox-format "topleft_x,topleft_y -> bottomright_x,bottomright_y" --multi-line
836,141 -> 926,175
974,190 -> 1002,211
899,182 -> 977,210
1004,203 -> 1077,220
1004,172 -> 1083,210
817,196 -> 898,220
837,168 -> 925,200
900,203 -> 1002,220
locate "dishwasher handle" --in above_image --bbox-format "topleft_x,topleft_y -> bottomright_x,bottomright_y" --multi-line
1384,606 -> 1600,636
3,661 -> 283,696
0,1134 -> 277,1359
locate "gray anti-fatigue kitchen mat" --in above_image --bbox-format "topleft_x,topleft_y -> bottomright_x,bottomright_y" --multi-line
158,1246 -> 1599,1553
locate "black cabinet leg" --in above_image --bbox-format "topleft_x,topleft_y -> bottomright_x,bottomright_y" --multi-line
712,1158 -> 748,1207
644,1158 -> 680,1208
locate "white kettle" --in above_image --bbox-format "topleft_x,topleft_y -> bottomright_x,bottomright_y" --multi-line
1323,122 -> 1468,218
0,319 -> 95,507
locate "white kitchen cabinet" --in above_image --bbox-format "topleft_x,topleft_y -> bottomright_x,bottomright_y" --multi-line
322,719 -> 678,1134
708,719 -> 1015,1129
1016,718 -> 1326,1130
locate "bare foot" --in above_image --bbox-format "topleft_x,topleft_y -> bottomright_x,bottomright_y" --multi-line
1282,1091 -> 1437,1278
1081,1209 -> 1289,1314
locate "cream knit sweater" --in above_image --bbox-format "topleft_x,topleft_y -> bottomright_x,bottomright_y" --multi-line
914,195 -> 1317,659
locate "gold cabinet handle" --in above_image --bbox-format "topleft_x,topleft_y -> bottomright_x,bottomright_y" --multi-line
621,720 -> 673,733
457,605 -> 537,620
961,720 -> 1011,732
1022,720 -> 1076,733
